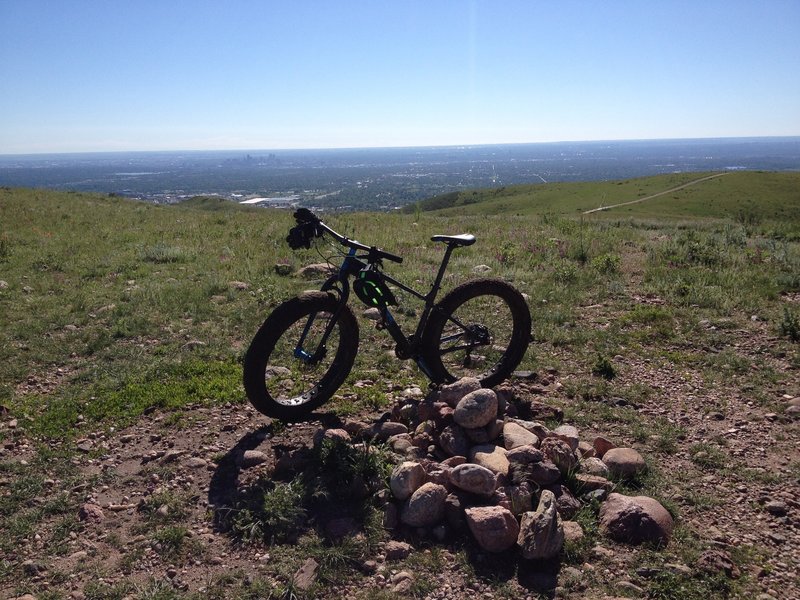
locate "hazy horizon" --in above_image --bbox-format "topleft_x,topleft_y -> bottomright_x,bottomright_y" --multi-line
2,134 -> 799,159
3,137 -> 797,212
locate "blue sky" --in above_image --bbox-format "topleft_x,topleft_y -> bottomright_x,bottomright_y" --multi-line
1,0 -> 799,154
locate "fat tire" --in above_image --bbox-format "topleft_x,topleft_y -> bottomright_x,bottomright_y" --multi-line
421,278 -> 531,387
243,292 -> 359,421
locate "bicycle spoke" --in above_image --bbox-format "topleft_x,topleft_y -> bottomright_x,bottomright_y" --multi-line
435,294 -> 515,380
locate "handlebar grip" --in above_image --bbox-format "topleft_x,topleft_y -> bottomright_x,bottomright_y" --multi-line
380,249 -> 403,264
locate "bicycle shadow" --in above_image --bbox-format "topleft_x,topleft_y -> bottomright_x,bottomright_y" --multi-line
207,412 -> 348,531
207,426 -> 272,530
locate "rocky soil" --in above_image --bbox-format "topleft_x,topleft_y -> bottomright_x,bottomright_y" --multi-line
1,349 -> 798,599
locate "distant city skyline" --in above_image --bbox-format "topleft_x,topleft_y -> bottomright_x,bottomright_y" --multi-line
1,0 -> 799,155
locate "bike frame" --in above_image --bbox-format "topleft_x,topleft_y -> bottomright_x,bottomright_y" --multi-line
294,229 -> 470,382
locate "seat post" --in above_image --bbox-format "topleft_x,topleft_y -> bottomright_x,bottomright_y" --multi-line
426,243 -> 457,304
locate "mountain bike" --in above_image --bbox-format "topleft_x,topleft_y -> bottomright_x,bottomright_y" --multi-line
243,208 -> 531,421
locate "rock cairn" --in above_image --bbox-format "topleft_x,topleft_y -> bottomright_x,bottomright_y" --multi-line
328,377 -> 674,556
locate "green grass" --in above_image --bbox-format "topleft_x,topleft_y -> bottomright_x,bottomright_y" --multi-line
411,171 -> 800,223
1,174 -> 799,599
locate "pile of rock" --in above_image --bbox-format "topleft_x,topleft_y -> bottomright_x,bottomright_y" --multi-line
344,377 -> 674,556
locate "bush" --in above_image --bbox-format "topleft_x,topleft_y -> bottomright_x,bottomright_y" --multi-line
0,235 -> 9,262
591,354 -> 616,380
231,480 -> 307,544
138,243 -> 190,264
779,307 -> 800,342
591,253 -> 621,275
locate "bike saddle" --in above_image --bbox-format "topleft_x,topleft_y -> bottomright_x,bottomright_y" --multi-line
431,234 -> 476,247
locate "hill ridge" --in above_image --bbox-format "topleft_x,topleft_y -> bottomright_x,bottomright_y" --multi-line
409,171 -> 800,222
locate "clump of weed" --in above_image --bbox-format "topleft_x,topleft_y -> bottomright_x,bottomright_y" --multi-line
151,525 -> 198,560
591,252 -> 621,275
553,261 -> 579,284
133,578 -> 182,600
309,437 -> 393,501
138,243 -> 190,264
226,438 -> 392,546
689,443 -> 727,470
592,354 -> 617,380
658,230 -> 724,268
562,500 -> 600,564
138,489 -> 189,523
83,579 -> 134,600
0,235 -> 10,262
231,480 -> 307,544
645,569 -> 733,600
779,307 -> 800,342
496,241 -> 519,265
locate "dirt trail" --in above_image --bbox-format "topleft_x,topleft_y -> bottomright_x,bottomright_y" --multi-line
582,172 -> 729,214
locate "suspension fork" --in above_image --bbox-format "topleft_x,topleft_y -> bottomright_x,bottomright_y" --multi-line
294,273 -> 351,364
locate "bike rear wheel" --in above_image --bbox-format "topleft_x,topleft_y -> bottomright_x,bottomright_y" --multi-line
421,279 -> 531,387
243,292 -> 359,421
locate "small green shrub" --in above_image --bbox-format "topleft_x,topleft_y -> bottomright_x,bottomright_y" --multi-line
138,243 -> 190,264
779,307 -> 800,342
312,438 -> 392,500
152,525 -> 191,558
232,480 -> 307,544
228,439 -> 392,546
0,235 -> 10,262
83,579 -> 134,600
553,262 -> 578,284
591,253 -> 621,275
733,204 -> 762,229
138,490 -> 188,523
496,241 -> 518,265
591,354 -> 616,380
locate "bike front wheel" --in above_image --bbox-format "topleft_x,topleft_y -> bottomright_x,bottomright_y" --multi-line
421,278 -> 531,387
243,292 -> 359,421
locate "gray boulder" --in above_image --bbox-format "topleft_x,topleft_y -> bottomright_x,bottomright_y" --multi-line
454,388 -> 498,429
602,448 -> 647,480
503,421 -> 540,450
390,461 -> 426,501
438,377 -> 482,407
464,419 -> 504,444
438,424 -> 470,457
552,424 -> 580,451
401,482 -> 448,527
465,506 -> 520,553
507,444 -> 544,465
581,456 -> 610,477
504,482 -> 535,515
469,444 -> 510,476
599,493 -> 674,545
517,489 -> 564,560
541,437 -> 578,474
449,463 -> 497,497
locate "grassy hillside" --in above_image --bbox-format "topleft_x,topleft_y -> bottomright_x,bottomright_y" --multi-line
1,180 -> 798,435
1,181 -> 799,599
411,171 -> 800,232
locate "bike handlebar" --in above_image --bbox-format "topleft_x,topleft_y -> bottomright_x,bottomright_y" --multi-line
288,209 -> 403,264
